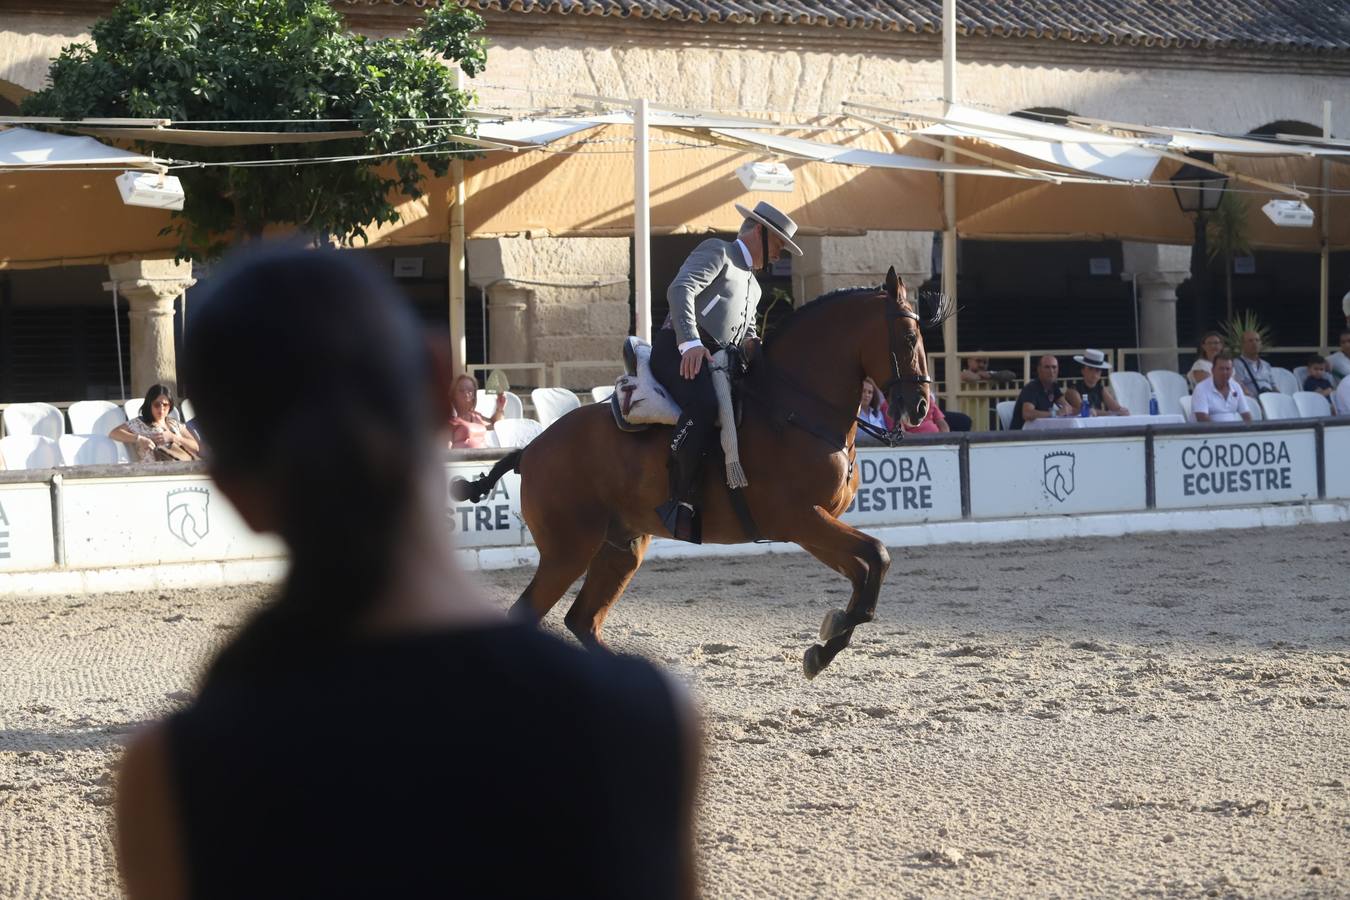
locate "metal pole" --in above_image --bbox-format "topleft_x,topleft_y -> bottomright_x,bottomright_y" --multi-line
111,281 -> 126,402
941,0 -> 959,408
449,68 -> 468,376
633,98 -> 653,342
1319,99 -> 1331,350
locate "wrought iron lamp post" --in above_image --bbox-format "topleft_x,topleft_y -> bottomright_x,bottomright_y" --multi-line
1170,154 -> 1228,333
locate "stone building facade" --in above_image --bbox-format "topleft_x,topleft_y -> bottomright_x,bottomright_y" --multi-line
2,0 -> 1348,396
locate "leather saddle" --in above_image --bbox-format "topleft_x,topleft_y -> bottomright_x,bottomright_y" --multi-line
608,336 -> 748,433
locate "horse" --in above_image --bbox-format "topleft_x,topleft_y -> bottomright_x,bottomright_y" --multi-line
454,267 -> 943,678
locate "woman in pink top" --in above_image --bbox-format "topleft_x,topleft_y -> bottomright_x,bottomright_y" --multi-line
448,374 -> 505,449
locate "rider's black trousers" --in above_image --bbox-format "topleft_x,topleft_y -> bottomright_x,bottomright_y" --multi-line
650,326 -> 718,504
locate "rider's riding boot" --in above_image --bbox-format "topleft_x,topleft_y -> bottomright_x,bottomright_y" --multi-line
655,419 -> 705,544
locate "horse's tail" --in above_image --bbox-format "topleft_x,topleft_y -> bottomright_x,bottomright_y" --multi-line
450,449 -> 524,503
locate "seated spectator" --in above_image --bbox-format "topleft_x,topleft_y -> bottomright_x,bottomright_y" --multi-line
448,374 -> 505,449
117,244 -> 699,900
857,378 -> 892,446
1303,355 -> 1336,398
109,384 -> 201,462
1011,355 -> 1073,429
1327,329 -> 1350,383
1192,355 -> 1252,423
1187,331 -> 1224,387
1232,330 -> 1275,397
960,355 -> 1016,385
1065,349 -> 1129,416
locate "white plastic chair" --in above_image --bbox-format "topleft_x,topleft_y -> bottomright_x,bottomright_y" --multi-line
68,400 -> 127,436
492,418 -> 545,447
530,388 -> 581,428
2,402 -> 64,439
1259,391 -> 1298,420
1246,396 -> 1263,421
58,434 -> 124,465
1337,378 -> 1350,415
996,400 -> 1015,431
0,434 -> 60,470
180,398 -> 196,422
1293,391 -> 1332,418
1108,371 -> 1152,416
1177,396 -> 1194,423
474,391 -> 523,420
591,385 -> 615,403
1292,366 -> 1309,391
1146,370 -> 1190,417
1271,367 -> 1298,396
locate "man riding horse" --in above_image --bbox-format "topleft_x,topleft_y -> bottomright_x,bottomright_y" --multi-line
652,201 -> 803,543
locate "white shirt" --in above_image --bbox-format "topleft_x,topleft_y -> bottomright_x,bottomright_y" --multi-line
677,239 -> 756,355
1328,350 -> 1350,380
1191,376 -> 1250,422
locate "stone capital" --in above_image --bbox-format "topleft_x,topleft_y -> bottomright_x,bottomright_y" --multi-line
107,258 -> 194,397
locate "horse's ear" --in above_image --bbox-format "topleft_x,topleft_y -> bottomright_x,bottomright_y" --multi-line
884,266 -> 899,298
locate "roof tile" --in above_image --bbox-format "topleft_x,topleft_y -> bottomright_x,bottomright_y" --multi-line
340,0 -> 1350,52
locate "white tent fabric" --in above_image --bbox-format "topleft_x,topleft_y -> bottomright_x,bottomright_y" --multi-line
0,127 -> 158,170
916,104 -> 1164,182
706,128 -> 1024,177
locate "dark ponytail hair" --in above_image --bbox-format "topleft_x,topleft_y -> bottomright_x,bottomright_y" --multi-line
183,244 -> 436,685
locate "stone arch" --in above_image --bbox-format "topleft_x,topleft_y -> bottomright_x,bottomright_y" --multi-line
1246,119 -> 1325,139
1009,106 -> 1076,125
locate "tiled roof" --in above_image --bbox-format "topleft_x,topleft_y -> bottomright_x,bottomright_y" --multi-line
341,1 -> 1350,52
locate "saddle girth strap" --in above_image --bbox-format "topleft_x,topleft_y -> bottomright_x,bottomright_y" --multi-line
727,486 -> 765,543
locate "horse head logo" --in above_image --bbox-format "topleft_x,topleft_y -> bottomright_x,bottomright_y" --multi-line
166,487 -> 210,546
1042,450 -> 1076,502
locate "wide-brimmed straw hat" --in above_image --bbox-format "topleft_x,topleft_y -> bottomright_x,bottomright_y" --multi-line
1073,348 -> 1112,370
734,200 -> 803,257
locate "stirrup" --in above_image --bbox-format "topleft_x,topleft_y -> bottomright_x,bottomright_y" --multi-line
656,499 -> 702,545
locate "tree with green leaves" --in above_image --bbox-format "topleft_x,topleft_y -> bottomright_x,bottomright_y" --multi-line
22,0 -> 486,259
1206,190 -> 1252,322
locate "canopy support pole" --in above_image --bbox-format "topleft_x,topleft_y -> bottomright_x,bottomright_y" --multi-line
940,0 -> 959,409
1319,99 -> 1332,350
634,97 -> 652,342
110,281 -> 126,402
449,69 -> 468,377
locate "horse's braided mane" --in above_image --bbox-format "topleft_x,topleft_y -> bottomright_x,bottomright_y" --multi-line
764,284 -> 881,347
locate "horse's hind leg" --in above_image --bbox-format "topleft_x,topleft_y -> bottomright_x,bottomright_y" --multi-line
511,521 -> 606,626
793,507 -> 890,679
564,529 -> 652,650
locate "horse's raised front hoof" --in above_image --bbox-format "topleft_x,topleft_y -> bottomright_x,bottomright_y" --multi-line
819,608 -> 851,643
803,644 -> 826,680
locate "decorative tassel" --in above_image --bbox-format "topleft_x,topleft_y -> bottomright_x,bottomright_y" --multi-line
711,350 -> 747,489
726,459 -> 749,490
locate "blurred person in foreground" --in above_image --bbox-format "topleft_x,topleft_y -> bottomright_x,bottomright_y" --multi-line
115,245 -> 699,900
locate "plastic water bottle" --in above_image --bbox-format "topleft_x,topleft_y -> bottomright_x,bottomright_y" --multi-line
1148,392 -> 1159,416
1080,396 -> 1091,417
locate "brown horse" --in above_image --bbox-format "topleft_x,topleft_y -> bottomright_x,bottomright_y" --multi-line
454,268 -> 941,678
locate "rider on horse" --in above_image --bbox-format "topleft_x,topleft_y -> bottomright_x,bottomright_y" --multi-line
651,200 -> 803,543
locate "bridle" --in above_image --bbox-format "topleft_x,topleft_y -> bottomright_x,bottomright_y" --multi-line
855,293 -> 933,446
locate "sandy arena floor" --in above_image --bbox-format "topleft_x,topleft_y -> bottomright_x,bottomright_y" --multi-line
1,523 -> 1347,898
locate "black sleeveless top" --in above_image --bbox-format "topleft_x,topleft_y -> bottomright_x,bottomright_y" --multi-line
1073,378 -> 1107,411
168,623 -> 687,899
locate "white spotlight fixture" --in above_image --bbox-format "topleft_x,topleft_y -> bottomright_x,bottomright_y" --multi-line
1261,198 -> 1314,228
116,169 -> 185,211
735,161 -> 795,193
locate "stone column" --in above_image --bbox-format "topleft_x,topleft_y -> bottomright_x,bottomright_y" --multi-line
1122,243 -> 1189,374
106,258 -> 195,398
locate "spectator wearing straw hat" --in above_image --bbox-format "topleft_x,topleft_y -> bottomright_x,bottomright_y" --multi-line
1065,349 -> 1128,416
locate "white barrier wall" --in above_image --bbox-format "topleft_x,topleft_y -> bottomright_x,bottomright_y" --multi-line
0,421 -> 1344,579
842,446 -> 962,526
445,461 -> 525,547
0,484 -> 55,572
969,438 -> 1147,519
61,475 -> 282,568
1325,426 -> 1350,500
1154,430 -> 1318,509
